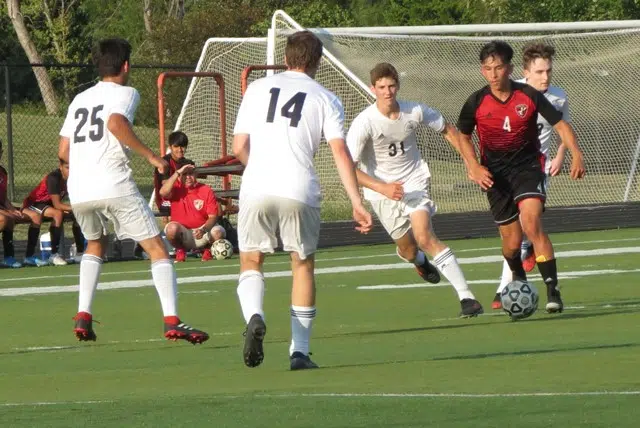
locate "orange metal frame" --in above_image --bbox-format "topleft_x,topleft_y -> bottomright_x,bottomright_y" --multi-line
240,64 -> 287,95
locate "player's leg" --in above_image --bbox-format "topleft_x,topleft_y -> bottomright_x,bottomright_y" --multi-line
70,216 -> 86,262
279,198 -> 320,370
199,224 -> 224,262
20,207 -> 47,267
236,197 -> 275,368
41,206 -> 67,265
163,221 -> 196,262
409,208 -> 483,317
71,202 -> 108,341
488,177 -> 525,309
519,174 -> 550,273
370,198 -> 439,284
0,211 -> 21,268
110,193 -> 208,343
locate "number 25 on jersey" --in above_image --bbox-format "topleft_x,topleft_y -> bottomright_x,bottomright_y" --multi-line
266,88 -> 307,128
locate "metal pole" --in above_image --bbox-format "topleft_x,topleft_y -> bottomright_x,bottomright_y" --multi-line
4,65 -> 15,203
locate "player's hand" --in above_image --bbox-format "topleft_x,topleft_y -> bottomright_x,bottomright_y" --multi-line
193,228 -> 205,239
150,155 -> 169,175
177,164 -> 195,176
381,182 -> 404,201
549,155 -> 565,177
569,151 -> 586,179
352,202 -> 373,234
468,164 -> 493,190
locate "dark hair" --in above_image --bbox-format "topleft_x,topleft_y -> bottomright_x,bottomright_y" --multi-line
169,131 -> 189,147
522,43 -> 556,69
176,158 -> 195,171
93,38 -> 132,78
479,41 -> 514,64
285,31 -> 323,71
369,63 -> 399,86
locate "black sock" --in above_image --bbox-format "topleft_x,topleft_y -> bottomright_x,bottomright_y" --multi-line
72,223 -> 85,252
504,253 -> 527,281
2,229 -> 15,258
538,258 -> 558,289
26,226 -> 40,258
50,225 -> 62,254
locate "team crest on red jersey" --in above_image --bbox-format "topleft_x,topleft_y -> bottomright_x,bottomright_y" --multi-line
515,104 -> 528,118
193,199 -> 204,210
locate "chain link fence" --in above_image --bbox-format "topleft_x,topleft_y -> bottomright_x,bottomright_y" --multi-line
0,62 -> 194,205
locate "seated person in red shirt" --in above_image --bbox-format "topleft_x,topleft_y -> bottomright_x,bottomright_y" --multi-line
159,159 -> 226,262
21,159 -> 86,266
0,138 -> 27,268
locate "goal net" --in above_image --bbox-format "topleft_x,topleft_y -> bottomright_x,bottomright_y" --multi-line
181,12 -> 640,220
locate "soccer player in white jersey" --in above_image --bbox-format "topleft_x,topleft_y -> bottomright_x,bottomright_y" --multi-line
232,31 -> 372,371
492,43 -> 572,310
347,63 -> 491,318
58,38 -> 209,344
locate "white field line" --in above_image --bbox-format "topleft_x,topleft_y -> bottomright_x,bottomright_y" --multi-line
2,390 -> 639,407
1,236 -> 638,284
2,246 -> 640,298
356,268 -> 640,290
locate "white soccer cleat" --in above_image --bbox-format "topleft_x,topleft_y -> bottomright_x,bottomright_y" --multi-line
49,253 -> 68,266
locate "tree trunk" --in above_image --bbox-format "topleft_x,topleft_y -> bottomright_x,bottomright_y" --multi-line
6,0 -> 59,115
143,0 -> 152,33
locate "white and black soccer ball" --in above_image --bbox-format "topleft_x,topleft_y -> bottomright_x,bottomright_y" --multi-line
500,280 -> 539,320
211,239 -> 233,260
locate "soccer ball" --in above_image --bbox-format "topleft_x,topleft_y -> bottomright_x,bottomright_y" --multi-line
211,239 -> 233,260
500,280 -> 539,320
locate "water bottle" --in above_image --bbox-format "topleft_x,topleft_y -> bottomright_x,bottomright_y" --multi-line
69,243 -> 77,260
40,232 -> 52,260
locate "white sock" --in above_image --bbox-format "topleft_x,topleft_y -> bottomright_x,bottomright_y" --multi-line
497,259 -> 513,294
396,247 -> 426,265
290,305 -> 316,356
78,254 -> 103,314
433,247 -> 475,301
151,259 -> 178,317
237,270 -> 265,323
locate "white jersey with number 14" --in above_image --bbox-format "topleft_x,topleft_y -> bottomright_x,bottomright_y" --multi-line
60,81 -> 140,204
233,71 -> 345,208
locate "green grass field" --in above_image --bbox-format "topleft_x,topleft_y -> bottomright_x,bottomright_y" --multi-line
0,228 -> 639,427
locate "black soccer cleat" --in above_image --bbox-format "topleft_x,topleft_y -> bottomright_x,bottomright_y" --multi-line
243,314 -> 267,368
545,284 -> 564,313
73,312 -> 97,342
164,320 -> 209,344
415,259 -> 441,284
290,351 -> 319,371
459,298 -> 484,318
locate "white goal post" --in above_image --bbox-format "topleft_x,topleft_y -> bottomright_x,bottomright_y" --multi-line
172,11 -> 640,220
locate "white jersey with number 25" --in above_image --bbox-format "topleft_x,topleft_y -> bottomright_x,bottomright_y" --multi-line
234,71 -> 345,208
60,81 -> 140,204
346,100 -> 445,201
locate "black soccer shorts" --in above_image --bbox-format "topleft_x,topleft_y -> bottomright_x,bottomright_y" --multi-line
486,161 -> 547,225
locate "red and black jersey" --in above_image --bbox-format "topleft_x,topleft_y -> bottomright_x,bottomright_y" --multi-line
23,168 -> 67,207
457,81 -> 562,172
0,166 -> 8,203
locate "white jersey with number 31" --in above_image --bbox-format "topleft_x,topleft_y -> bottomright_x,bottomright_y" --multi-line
516,78 -> 571,173
234,71 -> 345,208
60,81 -> 140,204
346,100 -> 445,201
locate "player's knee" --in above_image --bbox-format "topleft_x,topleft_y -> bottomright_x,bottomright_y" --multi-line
520,215 -> 543,240
210,226 -> 225,241
51,210 -> 64,226
0,215 -> 11,230
164,222 -> 181,241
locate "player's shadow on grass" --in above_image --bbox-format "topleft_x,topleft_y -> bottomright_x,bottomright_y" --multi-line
321,320 -> 493,341
525,307 -> 640,323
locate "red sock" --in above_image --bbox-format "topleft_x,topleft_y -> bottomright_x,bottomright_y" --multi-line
164,315 -> 180,325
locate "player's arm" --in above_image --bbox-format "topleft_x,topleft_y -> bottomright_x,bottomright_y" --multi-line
46,173 -> 72,211
159,163 -> 193,199
107,114 -> 167,174
455,97 -> 494,190
534,90 -> 584,179
58,137 -> 70,164
346,119 -> 403,201
549,97 -> 571,176
232,85 -> 254,166
232,134 -> 250,166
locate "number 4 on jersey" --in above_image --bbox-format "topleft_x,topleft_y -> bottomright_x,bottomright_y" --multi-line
503,116 -> 511,132
266,87 -> 307,128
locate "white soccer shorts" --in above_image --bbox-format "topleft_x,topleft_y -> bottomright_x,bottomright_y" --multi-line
238,195 -> 320,260
369,189 -> 436,241
163,222 -> 225,250
72,192 -> 160,242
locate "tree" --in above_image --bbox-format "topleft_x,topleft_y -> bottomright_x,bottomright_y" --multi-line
143,0 -> 152,33
6,0 -> 59,115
